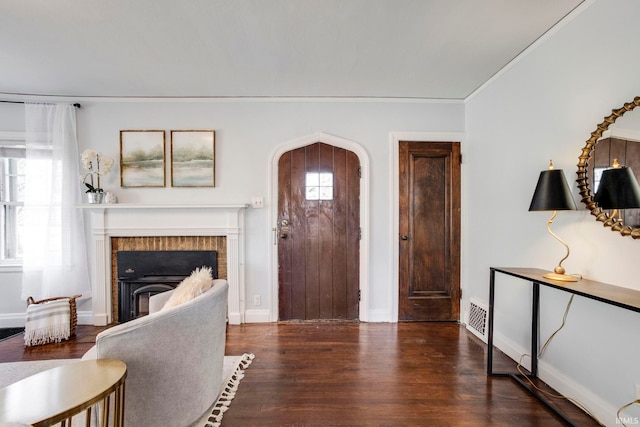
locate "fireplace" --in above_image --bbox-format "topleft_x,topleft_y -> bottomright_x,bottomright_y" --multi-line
116,250 -> 218,322
83,204 -> 247,325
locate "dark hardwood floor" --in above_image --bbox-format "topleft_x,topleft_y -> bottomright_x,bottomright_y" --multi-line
0,322 -> 600,426
0,325 -> 109,363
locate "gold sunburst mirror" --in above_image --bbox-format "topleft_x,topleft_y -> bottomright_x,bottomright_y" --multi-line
577,96 -> 640,238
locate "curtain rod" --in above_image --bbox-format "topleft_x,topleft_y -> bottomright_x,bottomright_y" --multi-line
0,100 -> 81,108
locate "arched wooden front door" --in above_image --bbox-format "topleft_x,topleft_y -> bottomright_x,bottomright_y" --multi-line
277,142 -> 360,320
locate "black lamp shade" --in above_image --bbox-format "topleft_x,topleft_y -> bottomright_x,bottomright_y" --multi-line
594,166 -> 640,209
529,169 -> 577,211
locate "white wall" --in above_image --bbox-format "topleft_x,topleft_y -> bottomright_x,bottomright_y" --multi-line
0,103 -> 24,129
465,0 -> 640,424
0,100 -> 465,324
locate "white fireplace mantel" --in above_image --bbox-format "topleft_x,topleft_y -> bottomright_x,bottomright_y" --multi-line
81,204 -> 248,325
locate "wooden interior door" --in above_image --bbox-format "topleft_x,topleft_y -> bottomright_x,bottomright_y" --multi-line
278,142 -> 360,320
398,141 -> 461,321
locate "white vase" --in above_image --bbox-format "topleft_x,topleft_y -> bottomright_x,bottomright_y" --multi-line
105,192 -> 117,204
86,193 -> 104,204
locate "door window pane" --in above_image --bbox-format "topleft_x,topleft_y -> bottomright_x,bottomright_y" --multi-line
305,172 -> 333,200
306,185 -> 319,200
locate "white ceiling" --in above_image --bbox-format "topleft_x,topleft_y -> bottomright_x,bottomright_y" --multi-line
0,0 -> 585,100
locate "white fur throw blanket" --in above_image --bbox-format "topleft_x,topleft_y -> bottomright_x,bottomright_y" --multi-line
24,298 -> 70,346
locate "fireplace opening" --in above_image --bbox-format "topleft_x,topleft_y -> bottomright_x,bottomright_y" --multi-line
117,250 -> 218,323
133,284 -> 175,318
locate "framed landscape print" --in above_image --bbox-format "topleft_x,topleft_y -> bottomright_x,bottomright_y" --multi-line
170,130 -> 215,187
120,130 -> 166,187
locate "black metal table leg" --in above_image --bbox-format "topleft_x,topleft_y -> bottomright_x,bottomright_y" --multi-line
532,281 -> 539,377
487,268 -> 496,375
487,268 -> 579,426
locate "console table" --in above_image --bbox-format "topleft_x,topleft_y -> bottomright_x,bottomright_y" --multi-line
487,267 -> 640,426
0,359 -> 127,427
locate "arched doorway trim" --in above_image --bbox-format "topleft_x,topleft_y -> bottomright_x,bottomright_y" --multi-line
269,132 -> 370,321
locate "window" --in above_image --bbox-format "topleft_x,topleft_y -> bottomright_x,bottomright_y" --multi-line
305,172 -> 333,200
0,133 -> 26,265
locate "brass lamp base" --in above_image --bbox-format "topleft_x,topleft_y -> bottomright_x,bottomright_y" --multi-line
543,272 -> 578,282
540,211 -> 580,283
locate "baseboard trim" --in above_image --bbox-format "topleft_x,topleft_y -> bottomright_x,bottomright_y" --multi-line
228,312 -> 242,325
537,360 -> 615,425
0,312 -> 25,328
244,309 -> 271,323
493,330 -> 531,371
493,332 -> 615,424
77,311 -> 99,326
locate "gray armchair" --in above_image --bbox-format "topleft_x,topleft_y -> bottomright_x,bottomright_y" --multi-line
83,279 -> 228,427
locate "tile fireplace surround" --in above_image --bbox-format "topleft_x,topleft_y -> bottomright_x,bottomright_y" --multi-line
81,204 -> 248,325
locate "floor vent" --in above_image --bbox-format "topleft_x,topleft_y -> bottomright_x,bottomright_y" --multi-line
466,298 -> 488,342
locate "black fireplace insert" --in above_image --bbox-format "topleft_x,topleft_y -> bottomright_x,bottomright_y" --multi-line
117,250 -> 217,323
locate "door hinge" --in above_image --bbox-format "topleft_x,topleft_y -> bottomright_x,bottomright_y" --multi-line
358,227 -> 362,240
358,166 -> 362,178
358,289 -> 361,301
459,154 -> 463,164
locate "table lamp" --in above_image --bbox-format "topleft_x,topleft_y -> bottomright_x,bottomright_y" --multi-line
529,161 -> 578,282
594,159 -> 640,219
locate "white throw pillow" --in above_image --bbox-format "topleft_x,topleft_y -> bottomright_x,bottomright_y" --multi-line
163,266 -> 214,309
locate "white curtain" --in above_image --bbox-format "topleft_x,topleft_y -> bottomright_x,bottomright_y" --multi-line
21,103 -> 91,300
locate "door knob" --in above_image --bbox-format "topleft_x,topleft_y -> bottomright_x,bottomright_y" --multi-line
401,235 -> 408,240
279,219 -> 290,239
